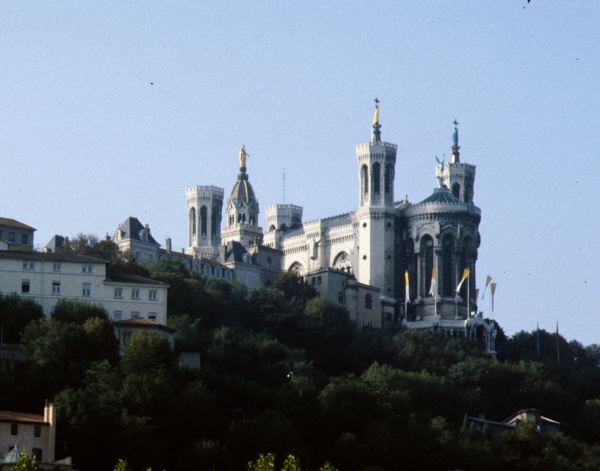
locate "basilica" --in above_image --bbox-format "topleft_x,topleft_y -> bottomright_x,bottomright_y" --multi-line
183,103 -> 495,351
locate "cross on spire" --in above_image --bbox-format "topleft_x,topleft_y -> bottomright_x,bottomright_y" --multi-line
374,97 -> 380,107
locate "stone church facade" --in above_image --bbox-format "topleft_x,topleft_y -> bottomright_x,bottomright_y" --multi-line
184,104 -> 495,351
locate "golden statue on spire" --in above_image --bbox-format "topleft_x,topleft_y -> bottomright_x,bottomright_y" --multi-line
239,145 -> 248,169
372,97 -> 380,126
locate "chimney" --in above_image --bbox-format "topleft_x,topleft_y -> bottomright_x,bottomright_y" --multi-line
166,238 -> 172,253
46,402 -> 56,462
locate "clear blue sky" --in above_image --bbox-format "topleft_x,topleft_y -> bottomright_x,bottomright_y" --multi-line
2,1 -> 599,344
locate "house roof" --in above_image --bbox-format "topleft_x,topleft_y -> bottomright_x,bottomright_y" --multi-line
0,218 -> 36,231
113,318 -> 175,333
0,410 -> 47,425
0,250 -> 107,264
115,217 -> 159,245
223,241 -> 251,264
106,274 -> 169,286
504,408 -> 561,425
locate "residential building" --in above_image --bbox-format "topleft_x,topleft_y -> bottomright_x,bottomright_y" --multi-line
0,403 -> 56,464
0,251 -> 168,325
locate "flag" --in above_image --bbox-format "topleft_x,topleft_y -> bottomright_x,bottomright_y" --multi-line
456,268 -> 470,293
482,275 -> 492,299
556,321 -> 560,363
404,270 -> 410,303
428,266 -> 437,296
490,282 -> 497,311
536,322 -> 541,356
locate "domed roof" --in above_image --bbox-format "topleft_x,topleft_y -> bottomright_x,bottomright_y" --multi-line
229,174 -> 257,205
418,186 -> 461,205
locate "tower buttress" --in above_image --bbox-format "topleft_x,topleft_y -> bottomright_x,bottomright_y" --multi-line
356,99 -> 397,296
186,186 -> 224,259
222,145 -> 263,247
437,121 -> 476,204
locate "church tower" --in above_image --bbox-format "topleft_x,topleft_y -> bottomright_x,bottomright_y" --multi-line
186,185 -> 224,259
221,146 -> 263,247
356,100 -> 397,296
437,121 -> 476,204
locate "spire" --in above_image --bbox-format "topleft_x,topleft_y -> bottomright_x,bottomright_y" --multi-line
371,97 -> 381,143
451,120 -> 460,163
238,145 -> 249,180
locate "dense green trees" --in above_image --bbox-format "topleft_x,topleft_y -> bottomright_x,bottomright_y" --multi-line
0,293 -> 44,343
3,267 -> 600,469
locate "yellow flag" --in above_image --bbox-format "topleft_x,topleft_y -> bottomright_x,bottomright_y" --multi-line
428,266 -> 437,296
404,270 -> 410,303
456,268 -> 470,293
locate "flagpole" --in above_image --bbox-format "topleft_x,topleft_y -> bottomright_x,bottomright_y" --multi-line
454,296 -> 457,320
434,257 -> 438,323
556,320 -> 560,364
467,270 -> 470,319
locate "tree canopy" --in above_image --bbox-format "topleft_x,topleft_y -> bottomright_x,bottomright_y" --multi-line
4,265 -> 600,470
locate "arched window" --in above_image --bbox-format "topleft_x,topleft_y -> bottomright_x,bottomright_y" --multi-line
288,261 -> 304,277
332,251 -> 352,273
372,162 -> 381,195
361,164 -> 369,195
365,293 -> 373,310
384,164 -> 393,195
442,234 -> 455,297
463,182 -> 472,203
200,206 -> 208,235
190,207 -> 197,236
421,235 -> 434,297
452,182 -> 460,199
211,205 -> 219,236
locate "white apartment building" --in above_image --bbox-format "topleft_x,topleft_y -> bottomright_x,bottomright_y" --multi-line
0,251 -> 168,325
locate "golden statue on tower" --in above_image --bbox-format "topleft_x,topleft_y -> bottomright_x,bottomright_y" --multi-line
239,145 -> 248,169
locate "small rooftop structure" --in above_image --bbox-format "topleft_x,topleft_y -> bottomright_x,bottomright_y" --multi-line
464,408 -> 560,437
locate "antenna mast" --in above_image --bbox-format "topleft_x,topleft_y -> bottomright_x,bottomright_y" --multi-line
283,168 -> 286,203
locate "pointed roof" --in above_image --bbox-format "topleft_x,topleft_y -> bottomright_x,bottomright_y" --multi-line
115,217 -> 159,245
451,119 -> 460,163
